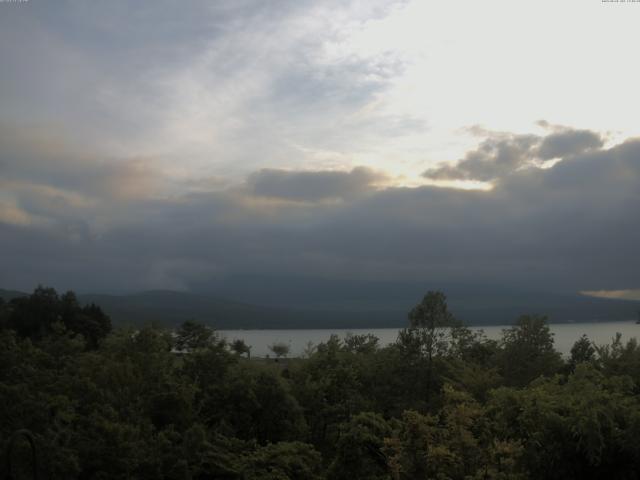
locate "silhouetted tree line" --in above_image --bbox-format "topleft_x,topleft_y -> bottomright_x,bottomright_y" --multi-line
0,286 -> 111,349
1,288 -> 640,479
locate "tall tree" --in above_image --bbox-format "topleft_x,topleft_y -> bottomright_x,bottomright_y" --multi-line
406,291 -> 458,400
230,338 -> 251,359
8,285 -> 60,339
175,320 -> 217,352
328,412 -> 391,480
568,334 -> 596,371
60,291 -> 112,349
269,342 -> 290,359
5,287 -> 111,348
500,314 -> 563,386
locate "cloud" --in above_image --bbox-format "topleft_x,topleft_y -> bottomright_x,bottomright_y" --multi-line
537,128 -> 603,160
0,124 -> 169,244
1,126 -> 638,297
0,3 -> 637,297
0,0 -> 412,182
246,167 -> 388,201
0,201 -> 33,227
423,126 -> 604,182
581,289 -> 640,301
0,124 -> 164,197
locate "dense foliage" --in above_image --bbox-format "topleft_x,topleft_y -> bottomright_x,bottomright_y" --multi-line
2,289 -> 640,479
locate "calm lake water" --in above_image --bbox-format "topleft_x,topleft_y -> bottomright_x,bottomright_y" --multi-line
221,321 -> 640,358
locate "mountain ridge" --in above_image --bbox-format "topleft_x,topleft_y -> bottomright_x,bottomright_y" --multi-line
2,285 -> 639,329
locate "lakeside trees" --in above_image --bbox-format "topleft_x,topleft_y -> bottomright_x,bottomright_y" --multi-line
3,286 -> 111,348
2,286 -> 640,479
268,341 -> 291,359
499,314 -> 563,387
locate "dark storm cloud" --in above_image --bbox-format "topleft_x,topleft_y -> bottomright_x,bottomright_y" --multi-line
1,126 -> 638,296
423,127 -> 604,182
247,167 -> 388,201
423,132 -> 540,181
537,129 -> 603,160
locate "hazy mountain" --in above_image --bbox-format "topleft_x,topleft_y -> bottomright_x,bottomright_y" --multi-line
0,289 -> 28,302
76,290 -> 357,329
194,275 -> 640,323
2,281 -> 639,329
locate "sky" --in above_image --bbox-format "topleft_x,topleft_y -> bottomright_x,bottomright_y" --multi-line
0,0 -> 639,300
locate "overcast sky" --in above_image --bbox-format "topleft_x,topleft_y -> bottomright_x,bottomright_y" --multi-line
0,0 -> 639,299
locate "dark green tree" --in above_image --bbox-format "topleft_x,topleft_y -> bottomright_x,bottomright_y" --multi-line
243,441 -> 324,480
408,291 -> 459,357
60,291 -> 112,349
0,297 -> 8,330
384,385 -> 526,480
230,338 -> 252,359
500,314 -> 563,387
5,287 -> 111,349
290,334 -> 367,452
328,412 -> 391,480
8,285 -> 60,339
406,291 -> 459,401
568,334 -> 596,371
344,333 -> 379,354
487,364 -> 640,479
269,341 -> 290,359
594,333 -> 640,387
175,319 -> 217,352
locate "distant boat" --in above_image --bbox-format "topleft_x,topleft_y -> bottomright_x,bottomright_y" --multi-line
636,311 -> 640,324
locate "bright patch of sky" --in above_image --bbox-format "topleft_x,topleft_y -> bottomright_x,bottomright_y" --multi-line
2,0 -> 639,192
582,290 -> 640,301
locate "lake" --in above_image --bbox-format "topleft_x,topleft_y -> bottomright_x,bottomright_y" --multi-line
220,321 -> 640,357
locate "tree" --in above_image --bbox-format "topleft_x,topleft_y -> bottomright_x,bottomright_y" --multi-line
406,291 -> 459,400
328,412 -> 391,480
8,285 -> 60,339
6,287 -> 111,348
0,297 -> 9,330
487,364 -> 640,479
594,333 -> 640,386
301,341 -> 317,358
290,334 -> 367,451
408,291 -> 458,357
230,338 -> 252,359
344,333 -> 379,354
269,341 -> 290,359
60,291 -> 112,349
569,334 -> 595,371
175,320 -> 217,352
384,385 -> 526,480
500,314 -> 563,387
243,441 -> 324,480
250,370 -> 306,443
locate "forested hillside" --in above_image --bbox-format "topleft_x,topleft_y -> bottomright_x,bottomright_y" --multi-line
2,287 -> 640,479
3,286 -> 639,329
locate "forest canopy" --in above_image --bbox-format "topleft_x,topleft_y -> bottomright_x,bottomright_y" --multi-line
1,288 -> 640,479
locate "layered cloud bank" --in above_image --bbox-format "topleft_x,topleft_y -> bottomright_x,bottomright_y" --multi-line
1,0 -> 639,297
1,123 -> 638,296
423,124 -> 605,182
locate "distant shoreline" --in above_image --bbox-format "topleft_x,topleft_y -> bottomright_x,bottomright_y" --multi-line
219,321 -> 640,358
218,318 -> 640,331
